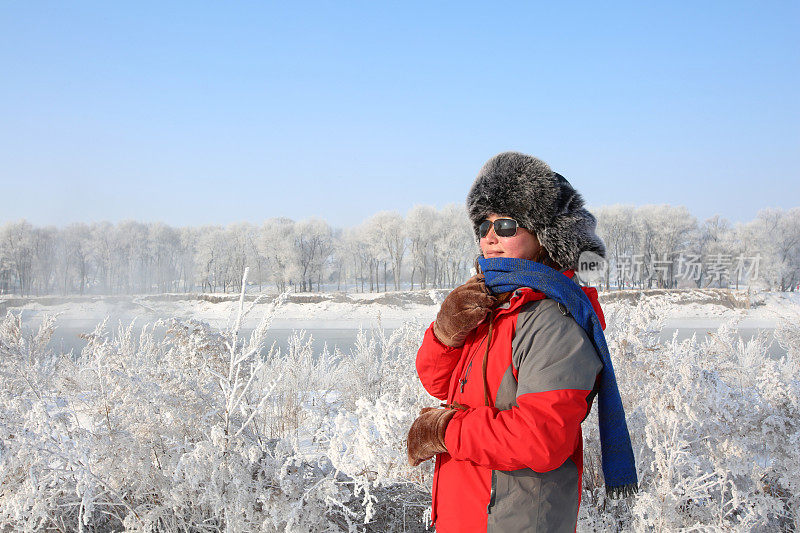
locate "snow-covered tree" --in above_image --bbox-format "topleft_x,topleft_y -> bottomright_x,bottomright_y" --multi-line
406,205 -> 438,289
62,223 -> 93,295
748,208 -> 800,291
150,222 -> 181,293
365,211 -> 406,291
294,218 -> 332,292
437,204 -> 475,287
596,205 -> 636,290
633,205 -> 697,289
257,217 -> 297,293
0,221 -> 35,295
195,226 -> 229,292
176,226 -> 198,292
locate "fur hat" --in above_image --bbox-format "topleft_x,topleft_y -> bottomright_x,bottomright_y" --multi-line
466,151 -> 605,270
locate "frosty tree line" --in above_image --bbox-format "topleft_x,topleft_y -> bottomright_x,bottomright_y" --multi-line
1,205 -> 799,296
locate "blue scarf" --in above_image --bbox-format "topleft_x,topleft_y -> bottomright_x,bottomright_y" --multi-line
479,256 -> 638,497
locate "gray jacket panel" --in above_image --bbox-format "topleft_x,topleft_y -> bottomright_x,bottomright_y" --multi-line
487,460 -> 580,533
512,298 -> 603,395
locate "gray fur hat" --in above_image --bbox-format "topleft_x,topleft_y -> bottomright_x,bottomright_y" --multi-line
466,151 -> 605,270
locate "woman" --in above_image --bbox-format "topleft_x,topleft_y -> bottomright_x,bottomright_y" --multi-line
407,152 -> 637,532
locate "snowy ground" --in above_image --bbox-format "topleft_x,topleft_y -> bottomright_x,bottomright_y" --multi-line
600,289 -> 800,329
1,290 -> 445,331
3,287 -> 798,330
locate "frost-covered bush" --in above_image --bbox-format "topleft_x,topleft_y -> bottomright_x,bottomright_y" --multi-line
580,298 -> 800,532
2,286 -> 798,532
0,274 -> 433,532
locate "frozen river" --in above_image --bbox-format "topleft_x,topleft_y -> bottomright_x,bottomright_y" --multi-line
42,323 -> 788,360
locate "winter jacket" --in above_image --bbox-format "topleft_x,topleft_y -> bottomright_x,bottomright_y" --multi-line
416,273 -> 605,532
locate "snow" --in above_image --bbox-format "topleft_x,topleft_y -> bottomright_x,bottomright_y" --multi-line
3,288 -> 797,333
1,288 -> 799,531
599,289 -> 798,329
1,291 -> 444,331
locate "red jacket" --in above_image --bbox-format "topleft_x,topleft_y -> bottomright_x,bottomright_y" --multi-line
416,275 -> 605,532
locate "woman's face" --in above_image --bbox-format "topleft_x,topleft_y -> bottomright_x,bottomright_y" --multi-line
480,213 -> 543,261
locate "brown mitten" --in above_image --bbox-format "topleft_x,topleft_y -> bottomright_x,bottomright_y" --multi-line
433,274 -> 496,347
407,407 -> 457,466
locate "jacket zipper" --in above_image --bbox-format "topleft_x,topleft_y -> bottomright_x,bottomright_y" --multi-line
456,305 -> 505,397
487,470 -> 497,514
458,331 -> 488,395
459,360 -> 473,393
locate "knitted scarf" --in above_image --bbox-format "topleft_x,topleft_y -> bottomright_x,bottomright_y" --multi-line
478,256 -> 638,497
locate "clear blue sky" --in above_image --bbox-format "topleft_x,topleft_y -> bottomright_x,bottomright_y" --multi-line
1,2 -> 798,228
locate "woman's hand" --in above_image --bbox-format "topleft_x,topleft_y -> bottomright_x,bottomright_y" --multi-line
433,274 -> 496,347
407,407 -> 457,466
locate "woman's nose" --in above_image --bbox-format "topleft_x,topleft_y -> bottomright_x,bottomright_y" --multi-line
483,226 -> 499,243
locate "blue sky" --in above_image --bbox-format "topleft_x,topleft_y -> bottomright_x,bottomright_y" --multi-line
1,2 -> 798,228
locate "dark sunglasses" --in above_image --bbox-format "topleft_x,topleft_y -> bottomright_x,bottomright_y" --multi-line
478,218 -> 519,238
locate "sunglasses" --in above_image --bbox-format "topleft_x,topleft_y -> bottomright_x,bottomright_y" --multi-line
478,218 -> 519,238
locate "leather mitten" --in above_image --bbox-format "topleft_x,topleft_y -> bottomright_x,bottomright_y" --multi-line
433,274 -> 496,347
407,407 -> 457,467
